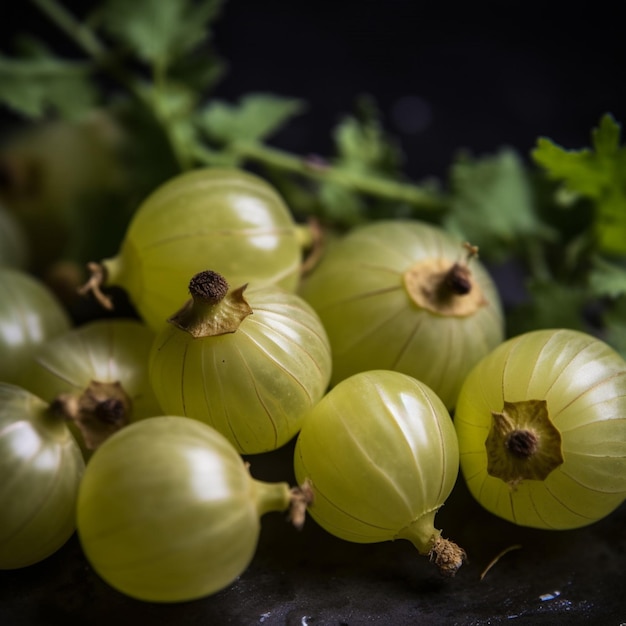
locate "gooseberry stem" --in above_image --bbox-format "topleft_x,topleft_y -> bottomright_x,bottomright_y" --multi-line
78,262 -> 113,310
395,509 -> 466,577
168,270 -> 253,338
288,480 -> 315,530
195,141 -> 446,211
403,242 -> 485,317
250,475 -> 313,530
188,270 -> 230,304
442,243 -> 479,297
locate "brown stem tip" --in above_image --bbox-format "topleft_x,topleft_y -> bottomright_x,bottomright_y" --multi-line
189,270 -> 229,303
168,271 -> 253,338
443,263 -> 472,296
403,241 -> 485,317
487,400 -> 564,486
429,536 -> 467,577
506,429 -> 539,458
442,243 -> 479,296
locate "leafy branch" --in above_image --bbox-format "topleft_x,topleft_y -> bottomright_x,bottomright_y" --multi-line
1,0 -> 626,353
4,0 -> 443,215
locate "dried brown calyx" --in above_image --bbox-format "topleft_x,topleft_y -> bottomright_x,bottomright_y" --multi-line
403,243 -> 486,316
50,380 -> 132,451
168,270 -> 253,338
486,399 -> 564,487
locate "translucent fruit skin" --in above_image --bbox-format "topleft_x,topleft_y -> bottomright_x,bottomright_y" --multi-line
77,417 -> 266,603
104,168 -> 302,332
0,267 -> 71,385
22,318 -> 162,421
0,383 -> 85,569
149,286 -> 332,454
293,370 -> 459,544
299,219 -> 504,409
454,328 -> 626,529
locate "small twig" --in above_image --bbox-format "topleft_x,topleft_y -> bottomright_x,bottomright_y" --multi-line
288,479 -> 314,530
462,241 -> 479,261
480,544 -> 523,581
77,262 -> 114,310
30,0 -> 105,57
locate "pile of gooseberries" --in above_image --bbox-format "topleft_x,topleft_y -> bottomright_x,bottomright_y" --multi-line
1,168 -> 625,603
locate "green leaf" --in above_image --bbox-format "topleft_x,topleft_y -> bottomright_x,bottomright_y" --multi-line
532,138 -> 604,198
100,0 -> 224,68
332,97 -> 403,175
0,55 -> 97,119
592,112 -> 621,157
588,255 -> 626,299
532,114 -> 626,255
197,93 -> 305,144
312,97 -> 406,226
444,148 -> 555,261
594,187 -> 626,255
169,52 -> 226,95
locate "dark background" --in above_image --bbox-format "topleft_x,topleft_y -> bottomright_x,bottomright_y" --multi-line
209,0 -> 625,179
1,0 -> 624,180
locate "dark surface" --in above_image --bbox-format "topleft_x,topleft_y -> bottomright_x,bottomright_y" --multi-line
1,438 -> 625,626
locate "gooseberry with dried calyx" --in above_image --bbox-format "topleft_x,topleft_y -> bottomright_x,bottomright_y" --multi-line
299,219 -> 504,409
149,269 -> 332,454
454,328 -> 626,529
80,168 -> 306,332
20,318 -> 161,456
294,370 -> 466,577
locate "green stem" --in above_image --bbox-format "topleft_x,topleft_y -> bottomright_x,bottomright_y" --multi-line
194,142 -> 447,211
30,0 -> 105,57
253,480 -> 292,517
30,0 -> 140,98
395,509 -> 466,577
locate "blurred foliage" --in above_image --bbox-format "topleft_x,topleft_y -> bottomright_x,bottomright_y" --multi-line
0,0 -> 625,353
